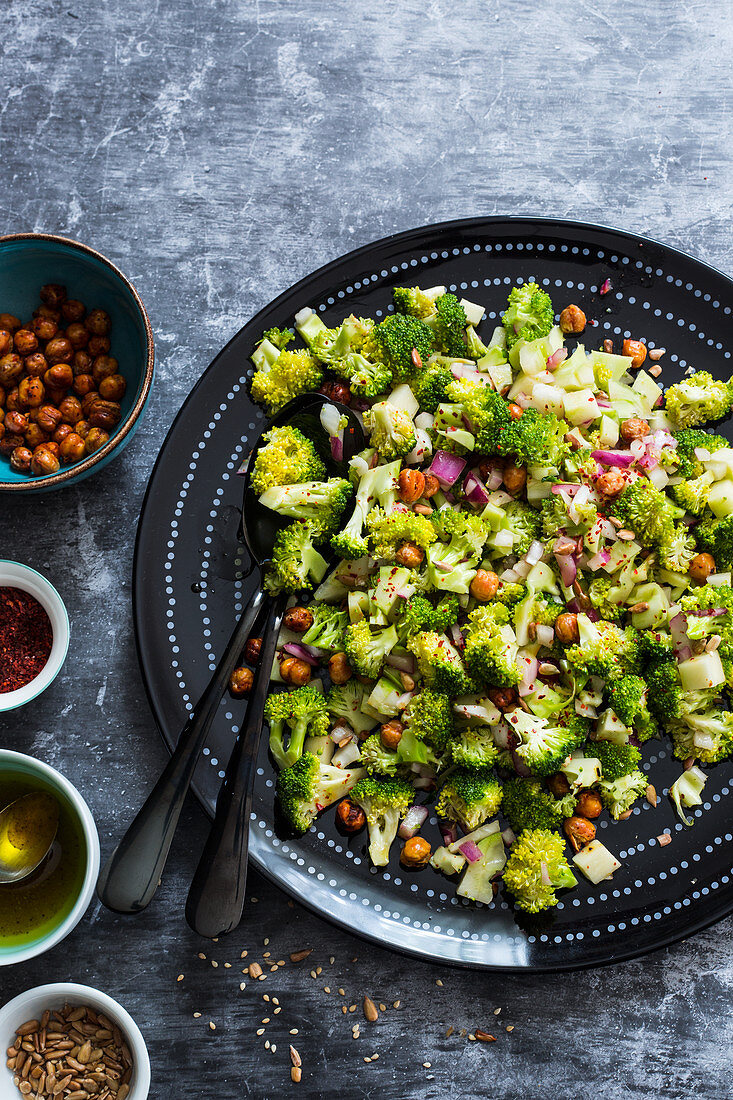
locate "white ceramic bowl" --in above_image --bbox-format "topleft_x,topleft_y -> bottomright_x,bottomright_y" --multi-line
0,751 -> 99,966
0,983 -> 150,1100
0,562 -> 69,712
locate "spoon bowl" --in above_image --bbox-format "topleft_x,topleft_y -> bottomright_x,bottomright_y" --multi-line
0,792 -> 59,885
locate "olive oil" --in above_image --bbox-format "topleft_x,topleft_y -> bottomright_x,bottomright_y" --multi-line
0,773 -> 86,947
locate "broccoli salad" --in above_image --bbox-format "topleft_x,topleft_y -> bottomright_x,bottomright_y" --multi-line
245,278 -> 733,916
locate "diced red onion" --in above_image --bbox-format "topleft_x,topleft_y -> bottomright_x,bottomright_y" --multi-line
463,471 -> 491,506
554,552 -> 577,587
487,465 -> 504,490
519,655 -> 539,688
330,724 -> 355,743
500,567 -> 521,583
546,347 -> 568,371
450,363 -> 481,379
676,645 -> 692,663
670,612 -> 688,642
515,392 -> 532,408
540,861 -> 552,885
440,822 -> 459,846
535,624 -> 555,647
511,750 -> 532,777
428,450 -> 467,488
501,827 -> 516,846
330,434 -> 344,462
595,398 -> 612,409
551,482 -> 582,497
449,623 -> 464,649
386,652 -> 415,673
586,608 -> 600,622
493,722 -> 511,750
398,804 -> 429,839
587,549 -> 611,570
591,449 -> 635,468
525,540 -> 545,566
629,439 -> 645,459
393,690 -> 415,710
599,278 -> 612,296
282,643 -> 321,667
458,839 -> 483,863
600,519 -> 618,540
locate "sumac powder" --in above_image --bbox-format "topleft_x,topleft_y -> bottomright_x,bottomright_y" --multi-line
0,587 -> 53,693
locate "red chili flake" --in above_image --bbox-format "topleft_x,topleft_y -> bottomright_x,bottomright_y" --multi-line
599,278 -> 612,296
0,587 -> 53,693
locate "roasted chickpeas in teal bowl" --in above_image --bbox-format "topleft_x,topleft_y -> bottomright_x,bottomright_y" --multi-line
0,233 -> 154,492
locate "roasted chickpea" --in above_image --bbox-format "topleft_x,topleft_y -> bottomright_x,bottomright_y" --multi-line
89,399 -> 121,430
73,373 -> 96,397
61,299 -> 85,323
0,314 -> 21,333
559,304 -> 587,334
576,790 -> 603,819
3,410 -> 28,435
58,395 -> 83,425
0,330 -> 12,356
280,656 -> 311,686
229,666 -> 254,696
422,473 -> 440,498
336,799 -> 366,834
620,417 -> 650,442
319,379 -> 351,404
45,387 -> 67,407
33,304 -> 61,324
563,815 -> 596,853
0,353 -> 24,387
84,426 -> 109,454
689,552 -> 716,583
555,613 -> 580,644
622,338 -> 647,369
400,836 -> 431,867
82,391 -> 99,416
547,772 -> 572,798
40,283 -> 67,308
9,446 -> 32,473
244,636 -> 262,664
24,423 -> 49,450
30,315 -> 58,342
398,468 -> 425,503
65,322 -> 89,349
5,387 -> 20,412
36,404 -> 63,433
380,720 -> 403,751
44,364 -> 74,391
44,336 -> 73,365
508,403 -> 524,420
17,377 -> 44,409
328,652 -> 352,684
395,541 -> 424,568
0,432 -> 24,457
43,441 -> 60,457
283,606 -> 314,633
13,329 -> 38,356
73,350 -> 93,375
88,335 -> 111,357
470,569 -> 499,601
503,461 -> 526,495
53,423 -> 73,444
85,308 -> 111,336
58,431 -> 86,463
487,686 -> 517,710
596,469 -> 626,498
98,373 -> 127,401
24,352 -> 47,378
75,419 -> 90,439
30,445 -> 60,476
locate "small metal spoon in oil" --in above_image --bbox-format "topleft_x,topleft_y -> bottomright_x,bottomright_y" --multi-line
0,792 -> 59,884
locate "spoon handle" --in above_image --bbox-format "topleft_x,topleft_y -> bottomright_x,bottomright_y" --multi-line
185,592 -> 288,938
97,586 -> 268,914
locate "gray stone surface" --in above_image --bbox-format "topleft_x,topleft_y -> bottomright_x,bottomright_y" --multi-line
1,1 -> 732,1096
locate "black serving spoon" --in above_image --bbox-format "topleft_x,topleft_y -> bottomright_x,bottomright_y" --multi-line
97,394 -> 364,927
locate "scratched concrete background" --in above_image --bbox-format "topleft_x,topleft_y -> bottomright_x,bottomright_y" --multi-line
1,1 -> 732,1097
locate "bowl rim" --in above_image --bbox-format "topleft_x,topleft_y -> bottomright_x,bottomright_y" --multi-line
0,560 -> 70,711
0,750 -> 100,966
0,231 -> 155,492
0,982 -> 150,1099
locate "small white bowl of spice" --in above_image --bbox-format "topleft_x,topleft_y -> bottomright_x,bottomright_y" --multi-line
0,984 -> 150,1100
0,562 -> 69,713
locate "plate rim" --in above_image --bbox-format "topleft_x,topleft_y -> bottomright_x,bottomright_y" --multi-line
132,214 -> 733,970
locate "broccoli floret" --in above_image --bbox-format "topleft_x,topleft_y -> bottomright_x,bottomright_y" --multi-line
250,426 -> 326,495
449,726 -> 499,769
250,348 -> 323,415
669,470 -> 716,516
507,709 -> 586,777
343,620 -> 398,679
502,282 -> 555,351
365,314 -> 435,384
669,709 -> 733,764
415,365 -> 454,413
595,740 -> 642,782
433,293 -> 469,357
259,326 -> 294,351
693,512 -> 733,571
599,770 -> 647,819
426,508 -> 490,593
465,326 -> 489,360
330,460 -> 400,560
501,777 -> 575,834
393,286 -> 438,319
673,429 -> 728,479
637,630 -> 675,665
259,478 -> 353,539
359,733 -> 400,777
587,577 -> 624,621
502,828 -> 577,913
351,776 -> 413,866
658,524 -> 697,573
407,631 -> 474,696
564,616 -> 640,681
277,752 -> 365,833
301,604 -> 348,652
436,767 -> 503,831
402,690 -> 453,751
495,407 -> 569,468
264,521 -> 328,594
366,507 -> 437,559
669,766 -> 708,826
494,581 -> 527,610
499,500 -> 543,556
334,352 -> 393,398
326,680 -> 378,734
645,660 -> 683,723
613,478 -> 681,549
463,604 -> 520,688
665,371 -> 733,430
363,402 -> 417,459
443,378 -> 513,454
265,684 -> 329,770
397,594 -> 459,639
606,675 -> 646,725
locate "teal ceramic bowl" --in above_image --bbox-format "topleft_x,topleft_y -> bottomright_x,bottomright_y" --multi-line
0,233 -> 154,492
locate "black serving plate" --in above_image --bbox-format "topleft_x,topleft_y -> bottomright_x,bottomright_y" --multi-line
133,216 -> 733,970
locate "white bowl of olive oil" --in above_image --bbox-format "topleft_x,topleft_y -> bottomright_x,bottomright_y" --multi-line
0,751 -> 99,966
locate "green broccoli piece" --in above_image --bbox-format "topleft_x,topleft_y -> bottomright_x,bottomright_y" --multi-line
326,680 -> 378,734
363,402 -> 417,459
259,478 -> 353,538
465,326 -> 489,360
658,524 -> 697,573
507,709 -> 586,777
397,594 -> 459,639
645,660 -> 683,723
343,620 -> 398,679
366,507 -> 437,559
330,460 -> 400,560
415,365 -> 454,413
448,726 -> 499,769
637,630 -> 675,665
365,313 -> 435,384
277,751 -> 365,833
392,286 -> 438,319
665,371 -> 733,430
595,740 -> 642,782
351,776 -> 414,866
301,604 -> 348,652
501,777 -> 575,834
673,429 -> 728,479
502,828 -> 577,913
436,767 -> 503,831
264,522 -> 329,594
258,326 -> 294,351
599,770 -> 647,819
463,603 -> 520,688
359,733 -> 399,777
250,348 -> 323,415
433,293 -> 469,357
563,616 -> 640,682
407,631 -> 474,696
500,500 -> 543,556
669,709 -> 733,764
693,512 -> 733,571
265,684 -> 329,770
494,581 -> 527,610
606,675 -> 647,725
334,353 -> 393,398
495,407 -> 569,468
669,470 -> 716,515
250,426 -> 326,495
426,508 -> 490,593
587,577 -> 624,621
402,690 -> 453,751
613,478 -> 681,549
502,282 -> 555,351
443,377 -> 513,454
